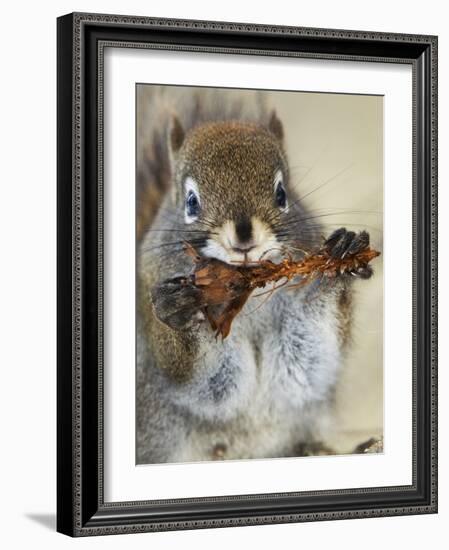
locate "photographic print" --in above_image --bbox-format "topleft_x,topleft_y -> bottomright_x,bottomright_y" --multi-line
136,85 -> 384,465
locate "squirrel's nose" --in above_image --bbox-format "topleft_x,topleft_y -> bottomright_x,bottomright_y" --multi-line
229,217 -> 256,254
235,217 -> 253,243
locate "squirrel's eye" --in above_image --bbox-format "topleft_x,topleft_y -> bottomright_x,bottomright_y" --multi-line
185,190 -> 200,219
184,177 -> 201,224
275,182 -> 287,209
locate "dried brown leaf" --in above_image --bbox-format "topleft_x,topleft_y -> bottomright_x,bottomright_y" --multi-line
183,240 -> 380,339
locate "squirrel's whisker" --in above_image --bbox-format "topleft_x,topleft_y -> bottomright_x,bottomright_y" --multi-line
285,163 -> 354,214
272,210 -> 382,231
147,228 -> 216,235
141,237 -> 207,254
275,221 -> 382,235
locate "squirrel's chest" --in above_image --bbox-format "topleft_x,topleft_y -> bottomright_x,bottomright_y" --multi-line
181,291 -> 342,421
247,291 -> 342,408
169,292 -> 343,462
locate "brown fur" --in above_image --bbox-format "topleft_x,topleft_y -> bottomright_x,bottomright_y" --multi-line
337,285 -> 353,350
172,121 -> 288,221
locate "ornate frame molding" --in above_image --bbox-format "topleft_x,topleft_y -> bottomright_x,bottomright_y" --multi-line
57,12 -> 438,536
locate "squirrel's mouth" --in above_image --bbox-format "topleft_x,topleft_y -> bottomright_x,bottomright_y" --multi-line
203,243 -> 273,265
199,217 -> 280,265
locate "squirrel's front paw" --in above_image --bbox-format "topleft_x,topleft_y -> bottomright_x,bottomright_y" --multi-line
151,276 -> 205,330
324,228 -> 373,279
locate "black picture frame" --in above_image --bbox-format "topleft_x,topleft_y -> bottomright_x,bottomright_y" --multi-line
57,12 -> 438,537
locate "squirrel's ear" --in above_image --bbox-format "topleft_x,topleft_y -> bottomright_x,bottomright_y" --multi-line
169,115 -> 185,154
268,110 -> 284,142
168,116 -> 185,204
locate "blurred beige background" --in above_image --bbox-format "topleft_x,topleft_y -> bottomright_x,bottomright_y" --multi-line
137,86 -> 383,453
269,90 -> 383,452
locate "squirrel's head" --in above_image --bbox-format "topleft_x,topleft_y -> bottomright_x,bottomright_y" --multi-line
169,113 -> 301,264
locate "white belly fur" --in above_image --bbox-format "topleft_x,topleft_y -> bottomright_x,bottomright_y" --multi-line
166,287 -> 342,462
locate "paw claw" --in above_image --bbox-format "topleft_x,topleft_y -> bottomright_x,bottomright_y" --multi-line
325,228 -> 370,257
324,228 -> 373,280
151,277 -> 204,330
